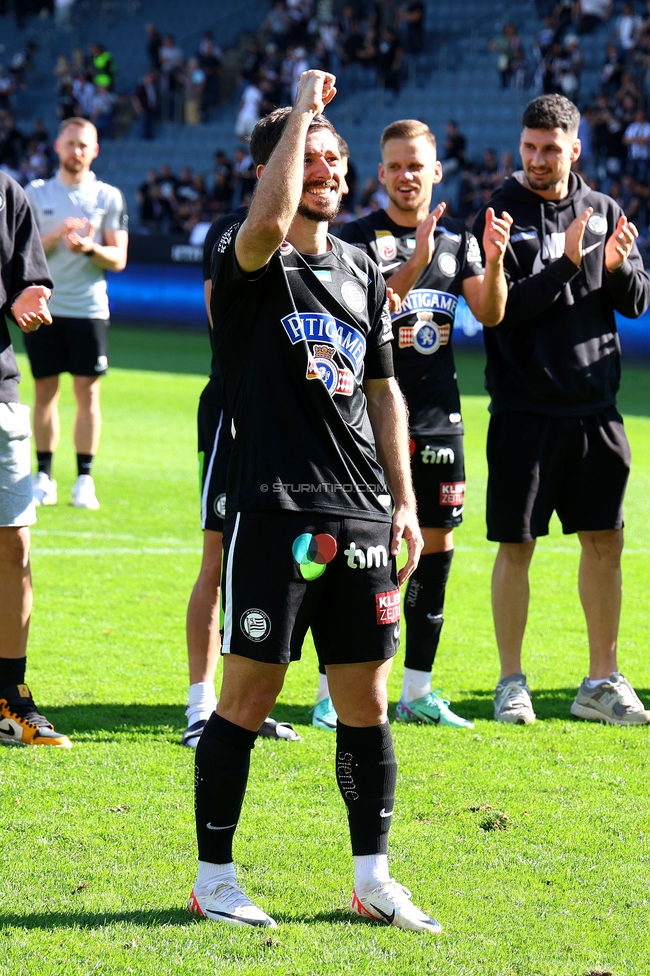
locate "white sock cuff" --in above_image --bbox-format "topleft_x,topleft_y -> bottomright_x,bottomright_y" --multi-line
187,681 -> 217,711
401,667 -> 431,703
317,672 -> 330,703
197,860 -> 237,888
353,853 -> 390,895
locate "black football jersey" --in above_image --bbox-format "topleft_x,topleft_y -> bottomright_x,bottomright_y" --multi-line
211,226 -> 395,521
340,211 -> 484,435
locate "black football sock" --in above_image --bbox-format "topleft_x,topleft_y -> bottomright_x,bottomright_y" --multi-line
336,721 -> 397,855
194,712 -> 257,864
319,663 -> 326,675
76,454 -> 94,478
36,452 -> 53,478
0,656 -> 27,692
404,550 -> 454,672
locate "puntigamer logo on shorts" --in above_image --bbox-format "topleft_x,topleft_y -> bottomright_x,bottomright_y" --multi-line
240,609 -> 271,642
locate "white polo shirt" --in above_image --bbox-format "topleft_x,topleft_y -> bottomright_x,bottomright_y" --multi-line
25,171 -> 127,318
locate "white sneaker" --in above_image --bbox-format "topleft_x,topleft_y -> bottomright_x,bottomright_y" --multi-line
570,673 -> 650,725
33,471 -> 57,506
494,673 -> 536,725
71,474 -> 100,510
351,880 -> 442,933
188,880 -> 277,928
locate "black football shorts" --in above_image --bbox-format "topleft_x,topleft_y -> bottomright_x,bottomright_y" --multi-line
221,510 -> 401,666
486,407 -> 630,542
197,378 -> 233,532
23,316 -> 109,378
410,433 -> 465,528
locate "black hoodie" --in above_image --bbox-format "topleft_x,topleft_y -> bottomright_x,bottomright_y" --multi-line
473,171 -> 650,416
0,173 -> 52,404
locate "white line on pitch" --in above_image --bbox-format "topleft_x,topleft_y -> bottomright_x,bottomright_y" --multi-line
32,547 -> 202,556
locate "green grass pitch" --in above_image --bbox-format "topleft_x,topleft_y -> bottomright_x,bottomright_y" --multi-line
1,324 -> 649,976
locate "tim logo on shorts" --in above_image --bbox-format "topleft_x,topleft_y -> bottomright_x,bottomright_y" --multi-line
375,590 -> 400,625
344,542 -> 388,569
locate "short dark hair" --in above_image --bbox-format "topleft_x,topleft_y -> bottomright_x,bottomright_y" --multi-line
522,95 -> 580,134
249,107 -> 337,167
337,134 -> 350,159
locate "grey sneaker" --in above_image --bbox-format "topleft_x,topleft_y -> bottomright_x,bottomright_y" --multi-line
570,672 -> 650,726
494,674 -> 536,725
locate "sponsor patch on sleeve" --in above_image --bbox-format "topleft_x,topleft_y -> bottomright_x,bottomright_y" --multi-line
375,589 -> 401,625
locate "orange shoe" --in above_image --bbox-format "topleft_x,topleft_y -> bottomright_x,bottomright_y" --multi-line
0,684 -> 72,748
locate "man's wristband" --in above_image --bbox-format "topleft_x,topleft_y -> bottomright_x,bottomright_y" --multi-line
85,243 -> 96,258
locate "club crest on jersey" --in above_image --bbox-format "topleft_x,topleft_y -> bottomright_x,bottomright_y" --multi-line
375,230 -> 397,261
281,312 -> 366,374
399,311 -> 450,356
438,252 -> 459,276
306,344 -> 354,396
279,240 -> 293,255
340,279 -> 366,313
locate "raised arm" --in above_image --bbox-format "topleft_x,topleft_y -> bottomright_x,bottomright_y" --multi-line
364,376 -> 423,585
462,207 -> 512,327
234,70 -> 336,273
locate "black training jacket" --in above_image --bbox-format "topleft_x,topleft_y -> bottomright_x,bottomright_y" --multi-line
0,173 -> 52,403
473,171 -> 650,416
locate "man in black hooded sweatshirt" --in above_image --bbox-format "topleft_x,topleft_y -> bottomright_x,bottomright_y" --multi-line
474,94 -> 650,727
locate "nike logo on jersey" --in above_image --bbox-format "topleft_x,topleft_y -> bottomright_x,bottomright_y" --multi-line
206,822 -> 237,830
379,808 -> 393,818
582,241 -> 603,255
378,261 -> 401,273
452,506 -> 464,517
0,722 -> 16,737
370,903 -> 396,924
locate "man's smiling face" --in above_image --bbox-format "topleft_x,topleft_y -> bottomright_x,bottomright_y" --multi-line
297,127 -> 344,223
379,135 -> 441,215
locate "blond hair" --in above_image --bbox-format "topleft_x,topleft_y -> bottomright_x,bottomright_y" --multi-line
380,119 -> 436,153
57,117 -> 98,139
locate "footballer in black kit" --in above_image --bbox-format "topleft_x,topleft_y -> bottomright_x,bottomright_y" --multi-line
182,207 -> 301,748
189,72 -> 442,935
339,119 -> 511,729
340,208 -> 479,528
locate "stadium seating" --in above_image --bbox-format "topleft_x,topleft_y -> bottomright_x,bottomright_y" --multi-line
0,0 -> 616,228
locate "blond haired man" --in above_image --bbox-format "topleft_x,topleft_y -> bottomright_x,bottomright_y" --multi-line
24,117 -> 128,510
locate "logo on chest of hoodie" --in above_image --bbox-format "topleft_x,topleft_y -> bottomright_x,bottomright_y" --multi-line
532,231 -> 565,274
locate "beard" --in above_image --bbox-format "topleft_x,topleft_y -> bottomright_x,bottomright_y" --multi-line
297,181 -> 342,223
525,169 -> 560,191
386,190 -> 424,213
297,195 -> 341,223
61,158 -> 85,175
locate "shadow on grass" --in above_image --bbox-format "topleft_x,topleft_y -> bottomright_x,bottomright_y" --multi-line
0,908 -> 196,930
41,685 -> 646,739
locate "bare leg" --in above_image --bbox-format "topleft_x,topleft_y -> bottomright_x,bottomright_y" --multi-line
421,526 -> 454,554
187,530 -> 223,685
577,529 -> 623,679
0,527 -> 32,658
216,655 -> 288,731
491,540 -> 536,678
327,658 -> 392,726
72,375 -> 101,455
33,376 -> 60,453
